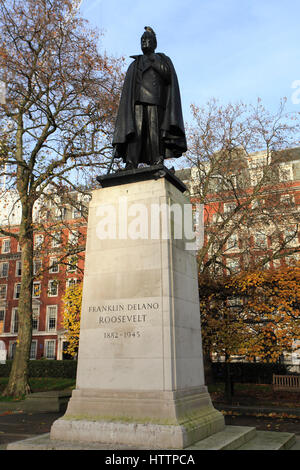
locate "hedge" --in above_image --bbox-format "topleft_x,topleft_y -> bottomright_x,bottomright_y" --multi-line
0,360 -> 77,378
211,362 -> 290,384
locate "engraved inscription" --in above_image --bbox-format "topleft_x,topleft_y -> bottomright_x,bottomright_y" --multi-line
87,301 -> 160,340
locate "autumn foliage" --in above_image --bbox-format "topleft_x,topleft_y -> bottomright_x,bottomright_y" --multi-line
62,283 -> 82,358
200,263 -> 300,363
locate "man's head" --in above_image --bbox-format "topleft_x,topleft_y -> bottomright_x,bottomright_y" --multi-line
141,26 -> 157,54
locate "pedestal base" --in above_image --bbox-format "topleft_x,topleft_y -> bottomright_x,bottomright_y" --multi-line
50,386 -> 224,448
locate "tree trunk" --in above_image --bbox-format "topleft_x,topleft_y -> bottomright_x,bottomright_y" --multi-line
224,353 -> 233,404
2,207 -> 33,398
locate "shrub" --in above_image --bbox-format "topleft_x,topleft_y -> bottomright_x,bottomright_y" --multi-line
0,360 -> 77,378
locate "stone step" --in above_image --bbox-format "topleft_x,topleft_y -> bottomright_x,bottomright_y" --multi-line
6,426 -> 297,451
236,431 -> 296,450
187,426 -> 257,450
289,437 -> 300,450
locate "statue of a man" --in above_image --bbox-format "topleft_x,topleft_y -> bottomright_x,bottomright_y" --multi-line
112,27 -> 187,169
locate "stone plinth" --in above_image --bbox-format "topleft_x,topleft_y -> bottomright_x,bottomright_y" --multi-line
50,169 -> 224,448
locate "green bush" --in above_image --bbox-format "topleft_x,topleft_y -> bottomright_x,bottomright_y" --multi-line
0,360 -> 77,378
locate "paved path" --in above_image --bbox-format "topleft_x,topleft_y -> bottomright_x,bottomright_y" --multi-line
0,410 -> 63,449
0,409 -> 300,450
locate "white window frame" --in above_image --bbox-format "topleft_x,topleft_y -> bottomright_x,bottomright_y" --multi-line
49,257 -> 59,274
32,281 -> 41,298
226,233 -> 239,252
72,205 -> 82,219
33,259 -> 42,276
280,194 -> 295,205
32,305 -> 40,332
14,283 -> 21,299
68,230 -> 79,245
1,238 -> 10,254
226,257 -> 240,272
8,341 -> 17,359
254,232 -> 267,248
48,280 -> 58,297
46,305 -> 57,332
224,202 -> 237,214
66,278 -> 77,289
279,163 -> 293,182
30,340 -> 37,360
15,260 -> 22,277
67,254 -> 78,273
51,232 -> 61,248
44,339 -> 56,359
0,262 -> 9,278
0,308 -> 5,334
0,284 -> 7,300
34,234 -> 44,250
284,228 -> 299,247
11,308 -> 18,334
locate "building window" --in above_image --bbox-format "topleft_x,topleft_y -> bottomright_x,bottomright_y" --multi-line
66,278 -> 77,289
284,229 -> 298,247
226,234 -> 239,251
279,163 -> 293,182
46,305 -> 57,332
32,282 -> 41,298
45,339 -> 56,359
1,239 -> 10,254
224,202 -> 237,214
33,259 -> 42,276
51,232 -> 61,248
72,205 -> 82,219
67,255 -> 78,273
0,262 -> 9,278
34,234 -> 44,250
11,308 -> 18,334
30,340 -> 37,360
280,194 -> 294,205
68,230 -> 79,246
8,341 -> 17,359
226,257 -> 240,272
0,308 -> 5,334
14,283 -> 21,299
48,280 -> 58,297
0,285 -> 7,300
15,260 -> 22,277
49,258 -> 59,274
32,305 -> 40,332
254,232 -> 267,248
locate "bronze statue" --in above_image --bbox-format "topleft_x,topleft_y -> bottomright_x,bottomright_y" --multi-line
112,27 -> 187,169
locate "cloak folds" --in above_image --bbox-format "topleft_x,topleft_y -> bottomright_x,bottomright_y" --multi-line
112,53 -> 187,163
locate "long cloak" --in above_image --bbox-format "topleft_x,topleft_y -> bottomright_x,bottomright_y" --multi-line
112,53 -> 187,163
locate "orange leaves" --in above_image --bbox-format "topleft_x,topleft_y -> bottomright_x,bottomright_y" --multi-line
62,282 -> 82,357
200,263 -> 300,362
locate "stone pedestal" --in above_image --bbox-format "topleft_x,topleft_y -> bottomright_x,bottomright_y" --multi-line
50,168 -> 224,448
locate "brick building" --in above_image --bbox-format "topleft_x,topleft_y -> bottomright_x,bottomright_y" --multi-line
0,191 -> 87,360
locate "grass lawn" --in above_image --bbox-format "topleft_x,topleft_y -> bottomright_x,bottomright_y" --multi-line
0,377 -> 76,401
208,382 -> 300,408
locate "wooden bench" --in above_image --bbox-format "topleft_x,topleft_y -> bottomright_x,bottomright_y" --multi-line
273,374 -> 300,392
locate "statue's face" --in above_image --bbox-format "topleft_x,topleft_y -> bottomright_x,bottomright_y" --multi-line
141,33 -> 156,54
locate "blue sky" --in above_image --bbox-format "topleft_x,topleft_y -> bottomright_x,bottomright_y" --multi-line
80,0 -> 300,124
